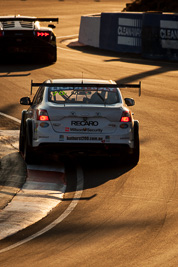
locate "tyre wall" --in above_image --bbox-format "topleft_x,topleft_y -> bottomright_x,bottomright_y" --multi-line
79,12 -> 178,61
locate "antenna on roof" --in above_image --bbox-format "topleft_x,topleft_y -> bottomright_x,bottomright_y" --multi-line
82,72 -> 83,84
31,80 -> 33,95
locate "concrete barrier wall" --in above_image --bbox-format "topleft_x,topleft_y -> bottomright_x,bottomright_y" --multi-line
79,15 -> 100,48
78,12 -> 178,61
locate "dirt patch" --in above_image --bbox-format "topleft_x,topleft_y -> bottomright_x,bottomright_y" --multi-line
0,115 -> 20,130
123,0 -> 178,12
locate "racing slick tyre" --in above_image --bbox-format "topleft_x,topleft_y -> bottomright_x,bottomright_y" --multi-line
19,110 -> 27,155
47,49 -> 57,63
24,119 -> 36,164
130,121 -> 140,165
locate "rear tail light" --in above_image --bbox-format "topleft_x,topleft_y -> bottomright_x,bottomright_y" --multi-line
120,110 -> 132,122
36,31 -> 50,40
0,30 -> 4,37
37,109 -> 50,121
36,31 -> 50,37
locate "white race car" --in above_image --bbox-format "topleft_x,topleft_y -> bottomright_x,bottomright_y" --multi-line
19,79 -> 141,164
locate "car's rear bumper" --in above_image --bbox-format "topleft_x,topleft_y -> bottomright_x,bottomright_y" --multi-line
0,38 -> 56,57
34,142 -> 133,156
0,45 -> 56,54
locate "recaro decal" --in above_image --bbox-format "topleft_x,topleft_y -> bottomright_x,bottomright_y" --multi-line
71,121 -> 99,126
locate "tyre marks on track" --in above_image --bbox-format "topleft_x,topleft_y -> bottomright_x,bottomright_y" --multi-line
0,164 -> 66,241
0,164 -> 84,253
0,113 -> 84,253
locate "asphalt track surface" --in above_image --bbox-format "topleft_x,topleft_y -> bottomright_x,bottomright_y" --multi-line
0,0 -> 178,266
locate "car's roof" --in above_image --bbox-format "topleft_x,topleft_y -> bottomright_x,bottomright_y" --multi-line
46,79 -> 116,85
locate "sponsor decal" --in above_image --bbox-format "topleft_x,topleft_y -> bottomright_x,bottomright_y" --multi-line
34,123 -> 38,132
120,124 -> 128,129
40,122 -> 49,128
118,18 -> 142,47
70,127 -> 103,133
59,135 -> 64,141
52,90 -> 67,97
160,29 -> 178,39
118,26 -> 141,37
66,136 -> 103,141
105,136 -> 110,141
71,121 -> 99,126
65,127 -> 70,132
160,20 -> 178,49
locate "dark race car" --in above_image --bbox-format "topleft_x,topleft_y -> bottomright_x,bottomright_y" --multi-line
0,15 -> 58,63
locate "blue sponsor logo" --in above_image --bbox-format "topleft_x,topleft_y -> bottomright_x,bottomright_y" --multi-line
40,122 -> 49,128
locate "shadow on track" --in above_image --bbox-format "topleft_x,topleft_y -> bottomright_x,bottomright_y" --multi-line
68,44 -> 178,82
64,155 -> 134,193
0,56 -> 55,77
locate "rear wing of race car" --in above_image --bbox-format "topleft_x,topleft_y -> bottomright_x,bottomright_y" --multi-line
30,80 -> 141,96
0,17 -> 59,23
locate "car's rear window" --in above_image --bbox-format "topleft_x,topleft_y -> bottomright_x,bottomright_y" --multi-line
48,86 -> 121,104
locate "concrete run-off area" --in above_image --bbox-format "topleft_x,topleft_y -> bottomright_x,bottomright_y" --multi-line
0,116 -> 66,240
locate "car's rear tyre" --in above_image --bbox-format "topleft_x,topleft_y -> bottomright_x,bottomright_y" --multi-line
19,125 -> 24,155
47,49 -> 57,63
19,110 -> 27,155
24,119 -> 36,164
130,121 -> 140,165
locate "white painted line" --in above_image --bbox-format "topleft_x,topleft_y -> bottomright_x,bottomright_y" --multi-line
0,164 -> 66,241
0,164 -> 84,253
0,112 -> 21,124
56,34 -> 78,39
57,46 -> 81,53
57,33 -> 82,53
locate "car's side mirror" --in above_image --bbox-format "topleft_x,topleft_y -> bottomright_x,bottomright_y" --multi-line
20,97 -> 32,105
48,24 -> 56,29
124,98 -> 135,106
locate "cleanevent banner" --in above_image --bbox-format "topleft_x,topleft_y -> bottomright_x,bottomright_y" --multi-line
99,12 -> 178,60
142,13 -> 178,60
100,12 -> 143,54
